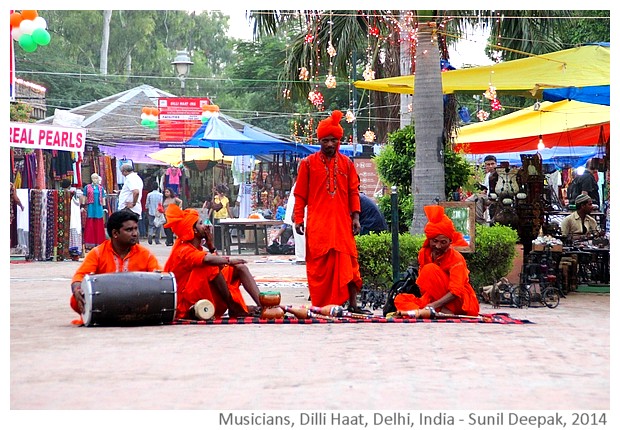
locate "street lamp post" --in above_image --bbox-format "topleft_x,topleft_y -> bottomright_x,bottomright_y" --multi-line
171,50 -> 193,96
171,50 -> 193,205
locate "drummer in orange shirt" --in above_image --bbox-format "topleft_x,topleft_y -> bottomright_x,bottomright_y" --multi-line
69,210 -> 161,319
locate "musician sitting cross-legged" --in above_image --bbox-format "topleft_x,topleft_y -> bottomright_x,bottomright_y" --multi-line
163,204 -> 262,319
394,205 -> 480,317
69,210 -> 161,321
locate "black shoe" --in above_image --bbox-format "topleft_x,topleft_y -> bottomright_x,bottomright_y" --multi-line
148,237 -> 153,245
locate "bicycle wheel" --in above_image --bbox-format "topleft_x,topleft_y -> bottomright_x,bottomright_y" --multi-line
511,285 -> 531,309
542,287 -> 560,309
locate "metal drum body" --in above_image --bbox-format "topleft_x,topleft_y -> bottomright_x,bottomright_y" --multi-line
82,272 -> 177,326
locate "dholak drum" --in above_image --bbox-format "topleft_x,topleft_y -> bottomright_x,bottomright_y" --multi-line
82,272 -> 177,327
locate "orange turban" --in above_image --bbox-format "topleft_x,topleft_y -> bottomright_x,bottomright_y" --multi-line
422,205 -> 469,247
316,110 -> 344,140
164,204 -> 199,241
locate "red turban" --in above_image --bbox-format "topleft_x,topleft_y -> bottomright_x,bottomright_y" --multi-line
316,110 -> 344,140
164,204 -> 199,241
422,205 -> 469,248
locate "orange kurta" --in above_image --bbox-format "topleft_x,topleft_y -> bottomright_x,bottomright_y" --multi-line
69,240 -> 161,313
293,152 -> 362,307
394,246 -> 480,316
163,240 -> 247,319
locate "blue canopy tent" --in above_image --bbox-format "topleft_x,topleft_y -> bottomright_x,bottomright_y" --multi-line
541,42 -> 609,106
465,145 -> 604,169
188,115 -> 313,156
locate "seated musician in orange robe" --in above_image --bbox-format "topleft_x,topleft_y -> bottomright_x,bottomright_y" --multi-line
163,204 -> 261,319
394,205 -> 480,316
69,210 -> 161,321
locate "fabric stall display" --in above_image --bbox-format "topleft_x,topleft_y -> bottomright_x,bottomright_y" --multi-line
29,189 -> 55,261
55,190 -> 72,261
45,190 -> 57,260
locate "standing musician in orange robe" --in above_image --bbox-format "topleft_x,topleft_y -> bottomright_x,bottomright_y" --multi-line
293,110 -> 369,314
163,204 -> 261,319
394,205 -> 480,316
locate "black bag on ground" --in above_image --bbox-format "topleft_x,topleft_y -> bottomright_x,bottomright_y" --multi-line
382,266 -> 421,316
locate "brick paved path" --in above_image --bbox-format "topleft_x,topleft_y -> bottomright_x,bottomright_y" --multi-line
9,243 -> 610,425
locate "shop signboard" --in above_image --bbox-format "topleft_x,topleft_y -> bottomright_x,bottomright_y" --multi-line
9,122 -> 86,153
354,158 -> 384,200
158,97 -> 212,142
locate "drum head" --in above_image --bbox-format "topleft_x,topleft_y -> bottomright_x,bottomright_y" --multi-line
193,299 -> 215,321
82,274 -> 95,326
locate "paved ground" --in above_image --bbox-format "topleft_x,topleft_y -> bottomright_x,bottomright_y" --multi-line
8,242 -> 611,427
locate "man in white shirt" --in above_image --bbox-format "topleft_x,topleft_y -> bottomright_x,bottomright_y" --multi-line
117,164 -> 144,218
145,186 -> 164,244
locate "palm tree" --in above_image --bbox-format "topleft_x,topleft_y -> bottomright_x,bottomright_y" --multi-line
251,10 -> 572,233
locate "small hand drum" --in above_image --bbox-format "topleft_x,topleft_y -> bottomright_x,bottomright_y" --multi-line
259,291 -> 281,307
192,299 -> 215,321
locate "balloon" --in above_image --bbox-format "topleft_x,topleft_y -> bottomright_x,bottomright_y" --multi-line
19,19 -> 36,35
18,34 -> 37,52
21,10 -> 39,21
12,27 -> 24,42
141,107 -> 149,114
32,16 -> 47,29
141,119 -> 150,126
149,121 -> 157,129
149,107 -> 159,116
31,28 -> 51,46
10,12 -> 23,29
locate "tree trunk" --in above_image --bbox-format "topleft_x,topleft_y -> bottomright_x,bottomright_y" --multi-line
411,23 -> 446,234
99,10 -> 112,75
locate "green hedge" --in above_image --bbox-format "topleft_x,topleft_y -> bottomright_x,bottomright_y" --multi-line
355,224 -> 518,290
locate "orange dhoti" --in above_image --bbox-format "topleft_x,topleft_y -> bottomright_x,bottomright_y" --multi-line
306,249 -> 362,307
175,264 -> 248,319
394,264 -> 479,316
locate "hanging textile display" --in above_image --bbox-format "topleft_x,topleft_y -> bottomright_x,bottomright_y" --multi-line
29,189 -> 44,260
45,189 -> 57,261
56,190 -> 71,261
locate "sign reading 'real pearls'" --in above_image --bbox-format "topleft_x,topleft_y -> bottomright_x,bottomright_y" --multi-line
9,122 -> 86,153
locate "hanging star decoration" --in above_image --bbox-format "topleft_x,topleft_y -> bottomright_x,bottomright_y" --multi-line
476,110 -> 490,122
345,110 -> 356,123
483,84 -> 496,100
308,90 -> 325,109
299,67 -> 309,81
491,98 -> 503,111
368,26 -> 380,37
325,74 -> 337,89
304,34 -> 314,44
327,41 -> 337,58
363,129 -> 376,142
362,64 -> 375,81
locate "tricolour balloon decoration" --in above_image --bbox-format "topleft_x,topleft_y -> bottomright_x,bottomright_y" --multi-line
10,10 -> 51,53
201,104 -> 220,123
141,106 -> 159,129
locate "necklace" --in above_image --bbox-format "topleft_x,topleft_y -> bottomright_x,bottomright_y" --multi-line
320,154 -> 337,197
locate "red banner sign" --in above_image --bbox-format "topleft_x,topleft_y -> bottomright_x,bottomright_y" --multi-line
9,122 -> 86,153
158,97 -> 212,142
